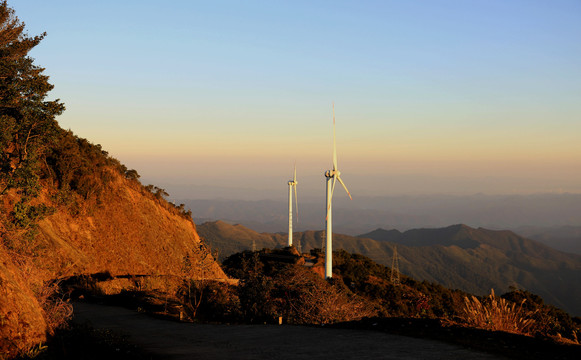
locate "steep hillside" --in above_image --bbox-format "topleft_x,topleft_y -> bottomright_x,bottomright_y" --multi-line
0,131 -> 230,354
33,172 -> 225,279
198,221 -> 581,316
1,169 -> 228,357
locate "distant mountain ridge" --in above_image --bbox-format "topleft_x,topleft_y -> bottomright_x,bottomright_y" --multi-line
517,225 -> 581,255
182,196 -> 581,254
182,194 -> 581,230
198,221 -> 581,316
360,224 -> 483,249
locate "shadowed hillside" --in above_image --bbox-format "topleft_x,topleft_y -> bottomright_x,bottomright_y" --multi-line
361,226 -> 581,315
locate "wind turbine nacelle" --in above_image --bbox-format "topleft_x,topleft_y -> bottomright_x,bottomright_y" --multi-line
325,170 -> 340,178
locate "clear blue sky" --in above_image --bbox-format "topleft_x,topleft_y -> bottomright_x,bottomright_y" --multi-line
11,0 -> 581,200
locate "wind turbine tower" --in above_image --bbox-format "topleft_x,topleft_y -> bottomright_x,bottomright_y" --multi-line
324,103 -> 352,279
287,164 -> 298,247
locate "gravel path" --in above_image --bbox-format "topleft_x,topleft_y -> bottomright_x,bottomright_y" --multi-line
73,302 -> 508,360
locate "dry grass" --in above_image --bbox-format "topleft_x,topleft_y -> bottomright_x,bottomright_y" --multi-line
32,280 -> 73,335
461,289 -> 538,336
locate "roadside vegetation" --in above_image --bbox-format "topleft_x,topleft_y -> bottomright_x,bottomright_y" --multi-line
127,245 -> 580,345
217,248 -> 580,343
10,246 -> 581,360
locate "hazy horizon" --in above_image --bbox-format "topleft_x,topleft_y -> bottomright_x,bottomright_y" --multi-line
151,175 -> 581,203
13,0 -> 581,199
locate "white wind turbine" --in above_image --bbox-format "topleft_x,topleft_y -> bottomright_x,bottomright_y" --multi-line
287,163 -> 298,247
324,103 -> 352,279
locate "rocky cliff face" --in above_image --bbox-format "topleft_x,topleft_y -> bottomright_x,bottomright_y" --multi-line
0,170 -> 227,357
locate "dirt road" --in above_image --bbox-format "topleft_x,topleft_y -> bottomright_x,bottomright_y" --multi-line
73,302 -> 507,359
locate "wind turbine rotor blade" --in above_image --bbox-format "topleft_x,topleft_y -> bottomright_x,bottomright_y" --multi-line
337,176 -> 352,200
332,103 -> 337,171
293,163 -> 297,182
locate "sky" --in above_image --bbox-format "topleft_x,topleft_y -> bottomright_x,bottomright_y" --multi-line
11,0 -> 581,201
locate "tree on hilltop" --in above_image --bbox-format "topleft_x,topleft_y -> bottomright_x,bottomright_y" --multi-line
0,0 -> 65,197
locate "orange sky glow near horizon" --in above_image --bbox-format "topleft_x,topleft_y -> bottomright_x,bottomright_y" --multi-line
12,0 -> 580,199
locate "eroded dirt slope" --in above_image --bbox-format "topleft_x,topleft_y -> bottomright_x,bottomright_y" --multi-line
0,171 -> 227,357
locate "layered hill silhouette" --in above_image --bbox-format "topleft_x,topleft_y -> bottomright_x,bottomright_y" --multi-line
198,221 -> 581,317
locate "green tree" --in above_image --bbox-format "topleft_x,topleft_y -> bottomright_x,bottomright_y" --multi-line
0,1 -> 65,196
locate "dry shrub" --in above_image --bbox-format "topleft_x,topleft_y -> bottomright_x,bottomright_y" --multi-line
275,267 -> 376,325
32,280 -> 73,334
177,280 -> 240,322
461,289 -> 538,335
224,250 -> 376,325
177,279 -> 207,320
